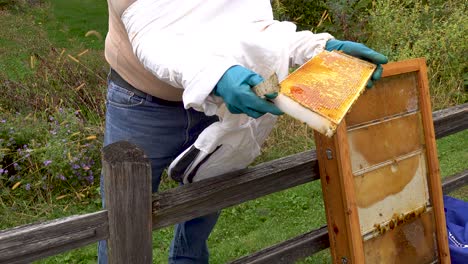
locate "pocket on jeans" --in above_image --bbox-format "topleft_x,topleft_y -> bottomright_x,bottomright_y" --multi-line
106,81 -> 145,108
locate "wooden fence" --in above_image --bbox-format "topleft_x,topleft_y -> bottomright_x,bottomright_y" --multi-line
0,103 -> 467,264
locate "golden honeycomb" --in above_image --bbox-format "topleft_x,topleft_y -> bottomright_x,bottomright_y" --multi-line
280,51 -> 376,126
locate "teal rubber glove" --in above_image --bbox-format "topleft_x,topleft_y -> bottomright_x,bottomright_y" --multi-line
214,65 -> 283,118
325,40 -> 388,88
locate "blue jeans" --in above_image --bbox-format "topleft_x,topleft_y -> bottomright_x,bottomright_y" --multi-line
98,79 -> 220,263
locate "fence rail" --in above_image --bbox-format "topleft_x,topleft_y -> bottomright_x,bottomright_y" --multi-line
0,103 -> 467,264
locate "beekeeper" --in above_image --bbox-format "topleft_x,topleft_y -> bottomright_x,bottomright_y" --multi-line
101,0 -> 388,263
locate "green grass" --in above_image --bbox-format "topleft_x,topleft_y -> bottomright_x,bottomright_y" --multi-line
0,9 -> 47,80
0,0 -> 107,82
44,0 -> 108,50
0,1 -> 467,264
437,130 -> 468,178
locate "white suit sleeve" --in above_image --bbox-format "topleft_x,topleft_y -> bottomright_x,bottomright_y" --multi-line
129,33 -> 236,115
288,31 -> 335,67
121,2 -> 239,115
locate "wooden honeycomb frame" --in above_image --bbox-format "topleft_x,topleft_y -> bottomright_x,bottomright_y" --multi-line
313,58 -> 450,263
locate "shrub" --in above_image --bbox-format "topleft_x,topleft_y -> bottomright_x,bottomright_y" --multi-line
0,107 -> 102,205
271,0 -> 328,31
366,0 -> 467,108
323,0 -> 372,41
272,0 -> 373,40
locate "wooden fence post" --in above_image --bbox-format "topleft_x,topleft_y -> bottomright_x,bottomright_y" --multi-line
102,141 -> 152,263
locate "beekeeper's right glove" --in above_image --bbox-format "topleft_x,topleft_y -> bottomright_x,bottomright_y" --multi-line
214,65 -> 284,118
325,40 -> 388,88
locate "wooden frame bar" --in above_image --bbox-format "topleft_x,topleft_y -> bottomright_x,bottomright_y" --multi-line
314,123 -> 364,263
415,59 -> 450,262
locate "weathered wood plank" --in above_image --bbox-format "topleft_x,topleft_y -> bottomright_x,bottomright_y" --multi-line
229,226 -> 329,264
442,170 -> 468,194
152,150 -> 319,229
0,211 -> 108,264
152,104 -> 467,229
102,141 -> 152,264
229,169 -> 468,264
433,103 -> 468,139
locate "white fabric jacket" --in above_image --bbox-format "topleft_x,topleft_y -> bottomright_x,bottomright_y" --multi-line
122,0 -> 334,182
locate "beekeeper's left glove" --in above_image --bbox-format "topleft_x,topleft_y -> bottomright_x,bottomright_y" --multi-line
214,65 -> 283,118
325,39 -> 388,88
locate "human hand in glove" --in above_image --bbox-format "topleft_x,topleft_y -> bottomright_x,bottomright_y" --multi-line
214,65 -> 283,118
325,40 -> 388,88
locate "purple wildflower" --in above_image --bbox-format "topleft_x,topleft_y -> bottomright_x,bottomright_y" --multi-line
0,168 -> 3,174
1,119 -> 5,123
43,160 -> 52,166
86,175 -> 94,183
59,175 -> 66,181
25,183 -> 31,191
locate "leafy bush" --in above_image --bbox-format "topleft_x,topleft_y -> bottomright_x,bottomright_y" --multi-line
366,0 -> 467,108
271,0 -> 327,31
272,0 -> 373,40
323,0 -> 372,41
0,108 -> 102,205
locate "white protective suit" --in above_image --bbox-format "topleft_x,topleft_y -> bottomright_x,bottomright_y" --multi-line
122,0 -> 334,183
